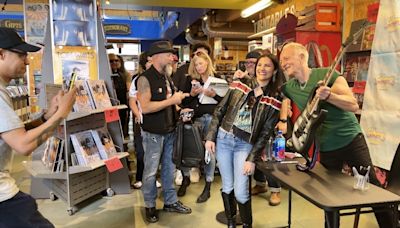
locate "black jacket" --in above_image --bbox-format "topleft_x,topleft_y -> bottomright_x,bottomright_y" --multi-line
205,77 -> 282,162
181,76 -> 223,119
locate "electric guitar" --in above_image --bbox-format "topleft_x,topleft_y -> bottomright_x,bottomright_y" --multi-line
290,22 -> 368,166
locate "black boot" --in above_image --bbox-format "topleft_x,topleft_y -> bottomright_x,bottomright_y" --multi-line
196,181 -> 211,203
221,191 -> 237,228
238,200 -> 252,228
177,176 -> 190,197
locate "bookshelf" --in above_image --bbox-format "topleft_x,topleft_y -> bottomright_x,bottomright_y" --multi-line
25,0 -> 130,215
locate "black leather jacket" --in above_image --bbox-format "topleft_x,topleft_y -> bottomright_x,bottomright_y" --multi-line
205,77 -> 282,162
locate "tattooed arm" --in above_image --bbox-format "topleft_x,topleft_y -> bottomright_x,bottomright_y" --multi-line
1,89 -> 76,156
137,76 -> 189,114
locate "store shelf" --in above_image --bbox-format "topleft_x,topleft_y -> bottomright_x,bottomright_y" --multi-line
68,152 -> 129,174
66,105 -> 128,121
23,160 -> 67,179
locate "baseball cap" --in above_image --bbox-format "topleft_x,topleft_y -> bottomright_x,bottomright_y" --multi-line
246,50 -> 262,59
0,27 -> 41,53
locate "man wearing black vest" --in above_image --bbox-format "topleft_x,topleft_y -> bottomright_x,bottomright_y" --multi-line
137,41 -> 191,223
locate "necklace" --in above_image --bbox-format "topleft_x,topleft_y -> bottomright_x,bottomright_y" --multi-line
299,80 -> 308,90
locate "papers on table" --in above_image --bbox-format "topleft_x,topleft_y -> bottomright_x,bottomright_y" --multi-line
199,76 -> 228,104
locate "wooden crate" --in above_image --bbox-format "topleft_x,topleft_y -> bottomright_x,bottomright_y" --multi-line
297,3 -> 341,32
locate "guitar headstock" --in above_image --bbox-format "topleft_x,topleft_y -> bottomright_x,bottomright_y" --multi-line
343,21 -> 372,47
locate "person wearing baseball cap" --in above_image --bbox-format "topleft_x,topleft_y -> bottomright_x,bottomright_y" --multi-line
136,40 -> 191,223
0,27 -> 76,227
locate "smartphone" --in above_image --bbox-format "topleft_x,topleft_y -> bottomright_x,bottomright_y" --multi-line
191,81 -> 201,89
68,72 -> 78,91
180,110 -> 194,119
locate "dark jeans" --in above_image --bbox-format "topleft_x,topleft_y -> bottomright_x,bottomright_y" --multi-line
320,133 -> 395,228
0,191 -> 54,228
253,167 -> 281,192
134,122 -> 144,182
119,109 -> 128,138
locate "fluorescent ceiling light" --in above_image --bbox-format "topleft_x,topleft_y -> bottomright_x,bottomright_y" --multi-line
241,0 -> 274,18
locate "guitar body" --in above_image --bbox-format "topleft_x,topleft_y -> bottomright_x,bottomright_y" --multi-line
291,87 -> 327,155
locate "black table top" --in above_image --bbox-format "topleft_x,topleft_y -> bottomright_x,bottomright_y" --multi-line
256,161 -> 400,211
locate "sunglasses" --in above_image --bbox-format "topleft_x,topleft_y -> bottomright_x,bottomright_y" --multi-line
191,51 -> 208,58
109,59 -> 120,63
245,61 -> 257,66
7,49 -> 28,58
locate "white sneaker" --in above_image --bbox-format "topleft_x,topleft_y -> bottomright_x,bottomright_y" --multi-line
190,168 -> 200,183
132,181 -> 142,189
175,170 -> 183,186
156,180 -> 162,188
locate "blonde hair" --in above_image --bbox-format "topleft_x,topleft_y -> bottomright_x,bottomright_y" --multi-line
188,51 -> 215,80
282,42 -> 309,66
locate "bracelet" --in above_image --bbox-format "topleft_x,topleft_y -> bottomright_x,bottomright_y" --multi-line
279,119 -> 287,123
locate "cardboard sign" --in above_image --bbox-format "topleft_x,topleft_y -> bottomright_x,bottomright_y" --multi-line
104,156 -> 123,173
104,108 -> 120,123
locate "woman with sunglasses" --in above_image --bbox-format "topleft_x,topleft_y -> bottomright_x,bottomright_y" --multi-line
177,50 -> 223,203
205,53 -> 288,228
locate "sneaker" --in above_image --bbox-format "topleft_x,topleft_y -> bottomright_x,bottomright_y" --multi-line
190,168 -> 200,183
133,181 -> 142,189
269,192 -> 281,206
163,201 -> 192,214
156,180 -> 162,188
175,170 -> 183,186
251,185 -> 268,195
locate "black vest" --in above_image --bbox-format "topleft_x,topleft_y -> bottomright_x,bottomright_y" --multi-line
140,66 -> 177,134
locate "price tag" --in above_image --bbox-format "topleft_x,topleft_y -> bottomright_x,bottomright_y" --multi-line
104,156 -> 123,173
104,108 -> 120,123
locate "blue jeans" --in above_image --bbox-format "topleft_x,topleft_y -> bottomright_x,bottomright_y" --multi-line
181,114 -> 216,182
216,128 -> 253,204
141,130 -> 178,208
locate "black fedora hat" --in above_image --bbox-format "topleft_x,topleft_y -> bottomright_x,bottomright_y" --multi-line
0,27 -> 40,53
148,41 -> 175,56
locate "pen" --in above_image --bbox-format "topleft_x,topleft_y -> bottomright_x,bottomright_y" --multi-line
280,161 -> 298,164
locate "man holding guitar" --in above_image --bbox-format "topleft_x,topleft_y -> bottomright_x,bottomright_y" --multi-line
279,42 -> 393,228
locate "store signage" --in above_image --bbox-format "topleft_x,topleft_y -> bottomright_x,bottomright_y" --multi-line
103,19 -> 162,39
255,4 -> 295,33
104,24 -> 131,35
0,19 -> 24,31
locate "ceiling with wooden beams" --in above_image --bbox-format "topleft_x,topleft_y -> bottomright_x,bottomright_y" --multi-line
101,0 -> 260,10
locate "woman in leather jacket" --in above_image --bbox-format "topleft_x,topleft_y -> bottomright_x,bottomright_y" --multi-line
205,53 -> 288,228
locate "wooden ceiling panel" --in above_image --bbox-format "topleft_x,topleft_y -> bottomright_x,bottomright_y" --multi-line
103,0 -> 260,10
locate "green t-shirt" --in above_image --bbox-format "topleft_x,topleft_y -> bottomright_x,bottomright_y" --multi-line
282,68 -> 361,152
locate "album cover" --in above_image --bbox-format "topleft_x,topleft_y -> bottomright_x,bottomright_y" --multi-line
70,130 -> 102,166
73,80 -> 95,112
85,80 -> 112,109
91,127 -> 117,160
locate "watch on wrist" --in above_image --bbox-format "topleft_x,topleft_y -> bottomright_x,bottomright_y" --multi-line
279,119 -> 287,123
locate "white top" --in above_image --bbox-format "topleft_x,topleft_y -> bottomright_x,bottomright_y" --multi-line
0,79 -> 23,202
128,77 -> 143,123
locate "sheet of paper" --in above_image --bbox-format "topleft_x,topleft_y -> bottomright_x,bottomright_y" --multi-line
199,76 -> 228,104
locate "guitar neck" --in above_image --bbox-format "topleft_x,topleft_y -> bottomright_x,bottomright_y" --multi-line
307,44 -> 347,113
